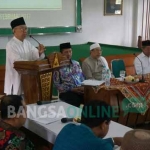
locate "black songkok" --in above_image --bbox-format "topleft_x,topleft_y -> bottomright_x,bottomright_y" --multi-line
142,40 -> 150,47
10,17 -> 26,29
60,42 -> 71,52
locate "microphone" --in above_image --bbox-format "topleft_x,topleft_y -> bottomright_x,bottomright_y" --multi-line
37,100 -> 59,105
133,53 -> 145,82
29,35 -> 41,44
30,35 -> 46,58
61,117 -> 74,123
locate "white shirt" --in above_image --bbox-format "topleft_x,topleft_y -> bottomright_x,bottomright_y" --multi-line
134,52 -> 150,75
4,36 -> 45,95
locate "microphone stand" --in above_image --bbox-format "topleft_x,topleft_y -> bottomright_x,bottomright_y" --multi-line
29,35 -> 41,44
133,53 -> 145,82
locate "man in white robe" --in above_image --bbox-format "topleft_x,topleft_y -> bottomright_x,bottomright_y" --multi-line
4,17 -> 45,95
134,40 -> 150,75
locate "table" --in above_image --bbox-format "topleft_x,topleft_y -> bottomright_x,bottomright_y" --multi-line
84,78 -> 150,126
24,101 -> 132,149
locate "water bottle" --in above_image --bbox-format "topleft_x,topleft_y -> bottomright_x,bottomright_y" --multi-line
105,69 -> 110,86
102,66 -> 107,80
111,71 -> 115,78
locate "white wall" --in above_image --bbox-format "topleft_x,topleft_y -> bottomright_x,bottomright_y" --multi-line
0,0 -> 141,49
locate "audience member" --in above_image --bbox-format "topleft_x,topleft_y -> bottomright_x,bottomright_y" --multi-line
4,17 -> 45,95
53,42 -> 85,107
82,43 -> 110,80
53,100 -> 122,150
120,129 -> 150,150
134,40 -> 150,74
0,95 -> 35,149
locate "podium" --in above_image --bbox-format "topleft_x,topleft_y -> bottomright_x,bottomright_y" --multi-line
14,53 -> 69,104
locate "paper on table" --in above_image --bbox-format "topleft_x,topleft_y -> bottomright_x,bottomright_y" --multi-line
116,77 -> 123,81
31,113 -> 66,125
81,80 -> 104,86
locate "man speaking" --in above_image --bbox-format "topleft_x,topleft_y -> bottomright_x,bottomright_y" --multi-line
4,17 -> 45,95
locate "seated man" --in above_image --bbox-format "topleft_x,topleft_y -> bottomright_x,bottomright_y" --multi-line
0,95 -> 35,149
121,129 -> 150,150
53,100 -> 122,150
134,40 -> 150,74
53,42 -> 85,107
82,43 -> 110,80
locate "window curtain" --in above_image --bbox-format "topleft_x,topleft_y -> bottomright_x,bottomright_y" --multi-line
142,0 -> 150,40
138,0 -> 150,48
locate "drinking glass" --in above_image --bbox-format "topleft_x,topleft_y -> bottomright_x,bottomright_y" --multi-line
120,70 -> 126,79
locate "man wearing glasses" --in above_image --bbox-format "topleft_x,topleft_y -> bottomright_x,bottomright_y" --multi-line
4,17 -> 45,95
53,42 -> 85,107
82,43 -> 110,80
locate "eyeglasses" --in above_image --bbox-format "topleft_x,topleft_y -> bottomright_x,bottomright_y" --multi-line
91,49 -> 102,52
15,26 -> 28,32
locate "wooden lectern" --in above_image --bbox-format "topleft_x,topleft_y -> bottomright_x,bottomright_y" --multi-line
14,52 -> 69,104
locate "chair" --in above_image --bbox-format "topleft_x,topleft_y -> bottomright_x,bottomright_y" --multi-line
111,59 -> 126,78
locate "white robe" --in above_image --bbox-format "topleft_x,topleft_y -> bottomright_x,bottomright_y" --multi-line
134,52 -> 150,75
4,36 -> 45,95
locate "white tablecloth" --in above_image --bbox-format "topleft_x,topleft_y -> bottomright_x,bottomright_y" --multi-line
24,101 -> 132,149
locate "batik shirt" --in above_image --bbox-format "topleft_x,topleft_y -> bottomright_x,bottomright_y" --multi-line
0,120 -> 35,150
53,60 -> 85,93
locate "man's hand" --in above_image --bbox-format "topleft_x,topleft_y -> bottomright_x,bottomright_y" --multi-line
71,86 -> 84,94
113,137 -> 123,146
38,44 -> 45,56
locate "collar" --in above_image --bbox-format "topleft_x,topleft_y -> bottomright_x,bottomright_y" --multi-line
70,59 -> 77,64
140,52 -> 150,58
13,36 -> 24,44
70,59 -> 73,64
141,52 -> 146,57
80,123 -> 95,135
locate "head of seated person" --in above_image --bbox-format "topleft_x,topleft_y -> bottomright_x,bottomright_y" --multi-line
0,95 -> 27,128
60,42 -> 72,60
90,43 -> 102,60
81,100 -> 112,138
120,129 -> 150,150
0,95 -> 36,149
0,95 -> 51,150
53,100 -> 122,150
142,40 -> 150,57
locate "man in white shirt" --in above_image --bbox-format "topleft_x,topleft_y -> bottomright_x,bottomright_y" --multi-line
82,43 -> 110,80
4,17 -> 45,95
134,40 -> 150,75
